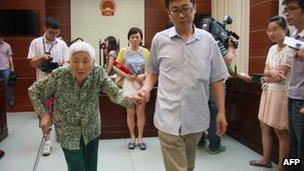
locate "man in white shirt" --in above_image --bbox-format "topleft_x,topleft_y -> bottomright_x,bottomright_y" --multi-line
27,16 -> 69,156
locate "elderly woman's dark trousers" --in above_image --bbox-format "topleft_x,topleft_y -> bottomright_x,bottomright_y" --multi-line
62,136 -> 99,171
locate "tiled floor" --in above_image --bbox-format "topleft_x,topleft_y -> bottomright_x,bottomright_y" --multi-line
0,112 -> 277,171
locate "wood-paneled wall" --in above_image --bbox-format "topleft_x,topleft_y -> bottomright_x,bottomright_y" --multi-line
46,0 -> 71,42
0,0 -> 46,112
226,78 -> 279,163
100,88 -> 158,139
1,0 -> 71,112
249,0 -> 279,74
144,0 -> 211,48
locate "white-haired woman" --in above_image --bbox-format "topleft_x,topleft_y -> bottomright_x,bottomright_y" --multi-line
29,42 -> 133,171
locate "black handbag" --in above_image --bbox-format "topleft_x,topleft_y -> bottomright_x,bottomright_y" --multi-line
8,71 -> 19,87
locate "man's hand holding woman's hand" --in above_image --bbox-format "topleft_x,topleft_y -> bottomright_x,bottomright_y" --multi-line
128,88 -> 150,104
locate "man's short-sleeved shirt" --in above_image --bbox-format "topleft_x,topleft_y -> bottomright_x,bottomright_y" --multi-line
0,41 -> 13,70
288,29 -> 304,100
148,27 -> 229,135
27,35 -> 69,80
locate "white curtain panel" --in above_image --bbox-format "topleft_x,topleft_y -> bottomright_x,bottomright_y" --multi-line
212,0 -> 250,74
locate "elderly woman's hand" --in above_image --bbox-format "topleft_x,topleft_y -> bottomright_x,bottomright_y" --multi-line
40,113 -> 52,134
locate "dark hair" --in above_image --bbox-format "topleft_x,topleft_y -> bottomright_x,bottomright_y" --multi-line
127,27 -> 143,45
164,0 -> 196,9
0,32 -> 3,38
268,15 -> 290,36
282,0 -> 304,11
45,16 -> 60,29
105,36 -> 118,52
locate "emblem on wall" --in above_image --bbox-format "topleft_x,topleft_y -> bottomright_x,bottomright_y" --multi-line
100,0 -> 116,16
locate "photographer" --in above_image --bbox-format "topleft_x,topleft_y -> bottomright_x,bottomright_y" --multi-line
27,16 -> 69,156
28,16 -> 68,80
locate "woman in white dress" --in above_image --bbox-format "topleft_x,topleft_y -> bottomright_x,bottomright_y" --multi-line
249,15 -> 294,170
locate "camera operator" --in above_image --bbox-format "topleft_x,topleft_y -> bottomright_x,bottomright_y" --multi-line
27,16 -> 69,156
196,37 -> 235,154
223,40 -> 253,82
200,16 -> 252,82
197,17 -> 252,154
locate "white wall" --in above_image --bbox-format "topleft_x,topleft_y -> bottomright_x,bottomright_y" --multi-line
71,0 -> 145,65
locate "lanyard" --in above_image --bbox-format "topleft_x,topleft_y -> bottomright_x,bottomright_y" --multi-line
42,38 -> 57,54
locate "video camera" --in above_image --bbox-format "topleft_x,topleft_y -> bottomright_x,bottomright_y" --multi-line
39,53 -> 59,73
201,15 -> 239,49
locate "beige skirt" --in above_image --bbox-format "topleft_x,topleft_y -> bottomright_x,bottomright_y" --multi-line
258,89 -> 288,130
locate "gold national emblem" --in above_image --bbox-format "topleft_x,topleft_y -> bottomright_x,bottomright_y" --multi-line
100,0 -> 116,16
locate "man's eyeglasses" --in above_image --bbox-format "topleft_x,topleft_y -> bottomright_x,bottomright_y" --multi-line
282,6 -> 301,14
47,30 -> 60,36
169,6 -> 194,16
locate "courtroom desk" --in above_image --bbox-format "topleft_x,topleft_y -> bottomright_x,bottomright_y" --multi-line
99,88 -> 158,139
0,79 -> 8,142
225,78 -> 279,163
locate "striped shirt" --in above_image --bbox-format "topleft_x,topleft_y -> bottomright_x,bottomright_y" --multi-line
0,41 -> 13,70
148,26 -> 229,135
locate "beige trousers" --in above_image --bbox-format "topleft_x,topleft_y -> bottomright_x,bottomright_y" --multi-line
158,130 -> 203,171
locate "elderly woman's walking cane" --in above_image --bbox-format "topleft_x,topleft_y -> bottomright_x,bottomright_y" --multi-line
33,98 -> 54,171
32,133 -> 47,171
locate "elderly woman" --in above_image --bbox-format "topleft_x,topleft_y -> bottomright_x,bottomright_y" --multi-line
28,41 -> 133,171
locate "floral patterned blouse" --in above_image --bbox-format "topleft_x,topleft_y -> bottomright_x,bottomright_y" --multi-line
28,65 -> 133,150
265,44 -> 294,90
